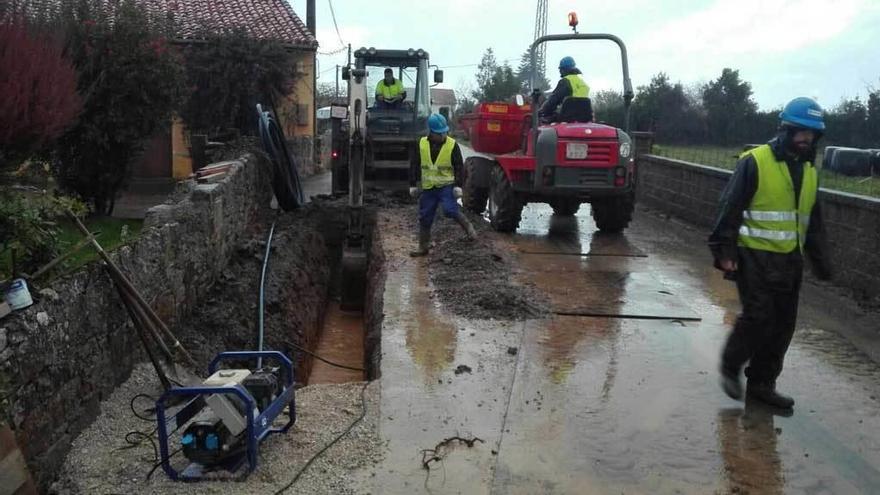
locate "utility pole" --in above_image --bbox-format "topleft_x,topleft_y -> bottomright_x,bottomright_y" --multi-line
534,0 -> 548,81
335,65 -> 340,97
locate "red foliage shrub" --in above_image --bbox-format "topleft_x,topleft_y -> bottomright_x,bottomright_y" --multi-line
0,20 -> 82,164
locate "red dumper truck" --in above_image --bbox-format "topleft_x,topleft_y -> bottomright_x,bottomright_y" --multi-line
460,32 -> 637,233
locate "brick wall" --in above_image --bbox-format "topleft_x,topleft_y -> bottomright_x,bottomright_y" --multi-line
636,152 -> 880,306
0,153 -> 271,489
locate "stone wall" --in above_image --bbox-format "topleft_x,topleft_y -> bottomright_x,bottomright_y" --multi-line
636,152 -> 880,306
0,153 -> 272,488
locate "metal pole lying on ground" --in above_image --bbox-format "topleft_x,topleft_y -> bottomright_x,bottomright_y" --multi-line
67,210 -> 198,368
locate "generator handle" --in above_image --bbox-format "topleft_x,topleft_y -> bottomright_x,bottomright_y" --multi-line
209,351 -> 294,388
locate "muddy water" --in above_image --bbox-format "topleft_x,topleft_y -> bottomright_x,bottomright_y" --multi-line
307,302 -> 365,384
491,202 -> 880,494
351,175 -> 880,493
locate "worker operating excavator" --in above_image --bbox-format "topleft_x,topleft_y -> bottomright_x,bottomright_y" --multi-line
375,67 -> 406,109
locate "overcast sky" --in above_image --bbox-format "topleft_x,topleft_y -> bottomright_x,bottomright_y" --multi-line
301,0 -> 880,110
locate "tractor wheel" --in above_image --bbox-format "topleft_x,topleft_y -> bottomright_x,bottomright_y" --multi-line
551,199 -> 581,216
488,165 -> 523,232
591,194 -> 634,233
464,159 -> 489,214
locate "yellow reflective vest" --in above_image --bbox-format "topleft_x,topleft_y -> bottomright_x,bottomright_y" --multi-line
419,136 -> 456,189
564,74 -> 590,98
737,144 -> 818,254
376,79 -> 404,100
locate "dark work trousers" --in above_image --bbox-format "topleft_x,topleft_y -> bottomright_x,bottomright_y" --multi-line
418,184 -> 459,229
721,247 -> 803,385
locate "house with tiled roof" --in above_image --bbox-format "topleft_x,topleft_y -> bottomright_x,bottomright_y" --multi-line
132,0 -> 320,184
431,88 -> 457,116
5,0 -> 320,194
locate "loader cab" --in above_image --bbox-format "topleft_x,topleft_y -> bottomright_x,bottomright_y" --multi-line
353,48 -> 437,138
344,47 -> 443,177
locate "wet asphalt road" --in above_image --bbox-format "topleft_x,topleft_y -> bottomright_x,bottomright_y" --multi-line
361,201 -> 880,494
304,163 -> 880,493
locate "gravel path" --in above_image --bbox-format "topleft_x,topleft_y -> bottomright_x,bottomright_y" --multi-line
52,363 -> 382,494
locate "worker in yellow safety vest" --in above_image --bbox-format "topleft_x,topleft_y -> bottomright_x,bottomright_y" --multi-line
375,68 -> 406,109
408,113 -> 477,256
711,97 -> 833,410
538,56 -> 590,121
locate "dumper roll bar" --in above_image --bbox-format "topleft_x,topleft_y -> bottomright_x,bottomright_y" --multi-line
529,33 -> 634,132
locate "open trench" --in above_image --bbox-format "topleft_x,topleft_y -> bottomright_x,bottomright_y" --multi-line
53,193 -> 389,493
168,198 -> 384,387
53,171 -> 880,494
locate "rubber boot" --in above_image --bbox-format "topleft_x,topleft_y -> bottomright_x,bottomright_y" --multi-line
454,213 -> 477,241
409,227 -> 431,257
719,365 -> 743,400
746,381 -> 794,409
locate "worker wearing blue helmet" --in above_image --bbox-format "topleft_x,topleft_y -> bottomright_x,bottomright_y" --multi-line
538,56 -> 590,120
408,113 -> 477,256
711,96 -> 832,410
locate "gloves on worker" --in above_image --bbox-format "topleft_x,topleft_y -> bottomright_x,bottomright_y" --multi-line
409,187 -> 419,198
453,187 -> 463,199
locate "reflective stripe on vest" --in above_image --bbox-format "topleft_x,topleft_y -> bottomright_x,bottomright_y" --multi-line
564,74 -> 590,98
419,136 -> 456,189
376,79 -> 404,99
737,144 -> 818,254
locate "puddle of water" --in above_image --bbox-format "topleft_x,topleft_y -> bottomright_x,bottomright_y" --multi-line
307,301 -> 365,384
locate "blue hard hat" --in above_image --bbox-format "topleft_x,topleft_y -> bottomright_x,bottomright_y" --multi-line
428,113 -> 449,134
559,56 -> 576,70
779,97 -> 825,131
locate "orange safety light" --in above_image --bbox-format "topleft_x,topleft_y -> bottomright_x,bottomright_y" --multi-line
568,12 -> 579,31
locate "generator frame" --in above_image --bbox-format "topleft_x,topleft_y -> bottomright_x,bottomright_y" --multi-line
155,351 -> 296,481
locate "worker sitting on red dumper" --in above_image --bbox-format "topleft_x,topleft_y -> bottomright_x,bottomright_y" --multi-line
408,113 -> 477,257
539,56 -> 590,122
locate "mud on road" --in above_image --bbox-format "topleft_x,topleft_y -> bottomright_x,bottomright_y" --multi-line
427,214 -> 548,320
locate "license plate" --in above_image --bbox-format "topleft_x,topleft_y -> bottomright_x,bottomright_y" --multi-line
566,142 -> 588,159
487,104 -> 508,113
487,121 -> 501,132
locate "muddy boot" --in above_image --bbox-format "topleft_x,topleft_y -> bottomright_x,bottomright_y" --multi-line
454,212 -> 477,241
720,365 -> 743,400
746,381 -> 794,409
409,227 -> 431,257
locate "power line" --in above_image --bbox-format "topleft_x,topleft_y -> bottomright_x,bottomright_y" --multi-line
317,0 -> 348,55
318,45 -> 348,56
327,0 -> 345,46
438,57 -> 518,69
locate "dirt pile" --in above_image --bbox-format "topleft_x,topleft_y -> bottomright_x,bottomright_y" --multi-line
427,214 -> 548,320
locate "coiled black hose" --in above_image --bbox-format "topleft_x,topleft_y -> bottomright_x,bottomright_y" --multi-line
257,103 -> 304,210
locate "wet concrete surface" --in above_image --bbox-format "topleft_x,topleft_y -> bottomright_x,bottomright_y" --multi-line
313,150 -> 880,492
351,193 -> 880,493
355,213 -> 523,494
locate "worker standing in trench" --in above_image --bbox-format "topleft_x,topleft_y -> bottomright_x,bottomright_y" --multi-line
710,96 -> 833,410
408,113 -> 477,257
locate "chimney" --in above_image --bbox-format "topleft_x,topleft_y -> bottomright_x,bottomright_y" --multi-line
306,0 -> 315,35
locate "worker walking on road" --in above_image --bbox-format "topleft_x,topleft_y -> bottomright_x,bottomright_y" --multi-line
539,56 -> 590,121
711,97 -> 833,410
375,68 -> 406,109
409,113 -> 477,257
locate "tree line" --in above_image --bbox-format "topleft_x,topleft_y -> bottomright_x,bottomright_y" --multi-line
460,48 -> 880,148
